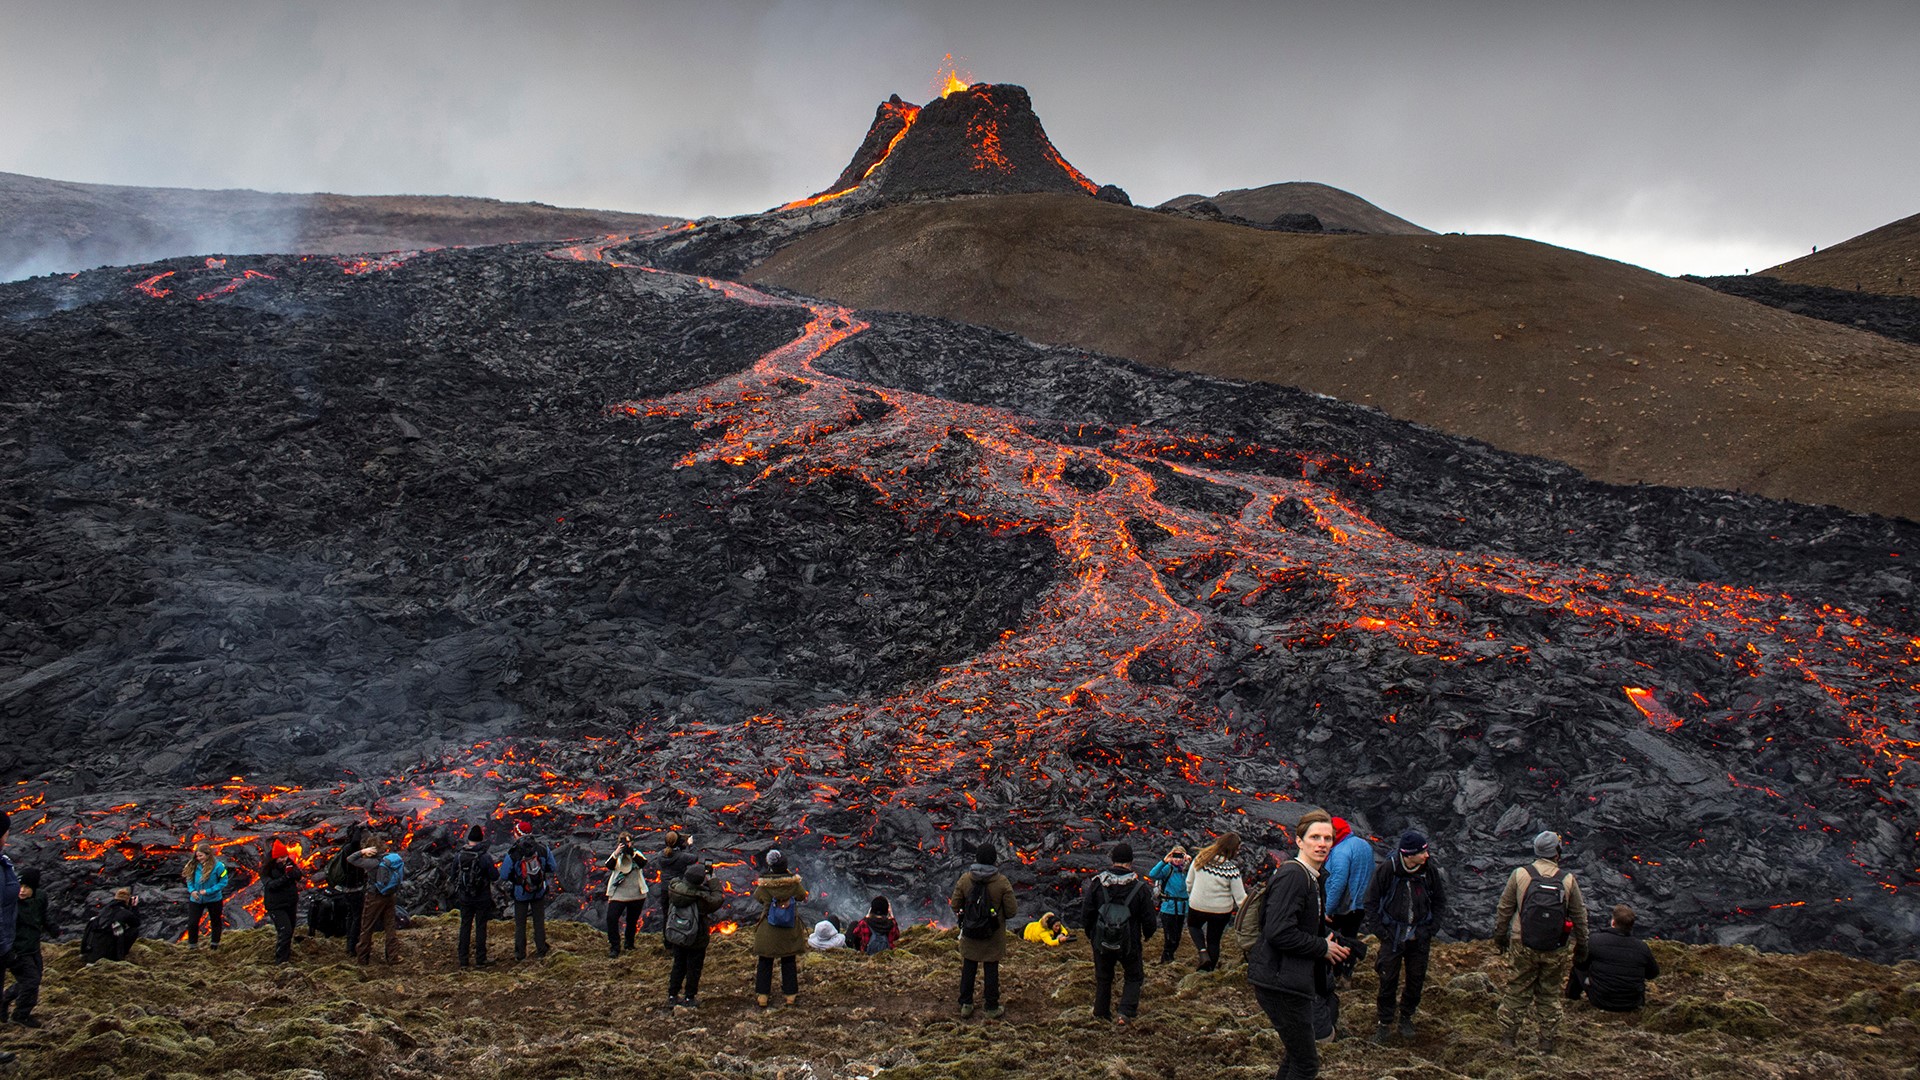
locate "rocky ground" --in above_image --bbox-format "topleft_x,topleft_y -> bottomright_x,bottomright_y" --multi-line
1687,274 -> 1920,347
1761,211 -> 1920,300
4,918 -> 1917,1079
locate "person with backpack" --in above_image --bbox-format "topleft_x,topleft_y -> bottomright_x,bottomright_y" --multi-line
1245,809 -> 1351,1080
603,831 -> 649,958
80,888 -> 142,965
1365,831 -> 1446,1043
349,841 -> 406,965
181,842 -> 232,950
449,824 -> 497,968
325,823 -> 370,957
751,849 -> 809,1007
5,865 -> 57,1028
505,820 -> 557,961
1145,845 -> 1192,964
1323,818 -> 1375,982
1492,830 -> 1589,1054
1080,841 -> 1157,1024
849,896 -> 901,954
949,842 -> 1015,1019
260,841 -> 301,965
649,830 -> 697,936
664,863 -> 724,1007
1187,831 -> 1247,971
1567,904 -> 1659,1012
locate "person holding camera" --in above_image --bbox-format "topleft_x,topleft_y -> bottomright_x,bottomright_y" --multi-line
750,849 -> 809,1007
604,831 -> 649,958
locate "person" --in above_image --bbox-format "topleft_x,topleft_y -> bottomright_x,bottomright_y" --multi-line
80,888 -> 142,964
1246,809 -> 1351,1080
1365,830 -> 1446,1043
949,841 -> 1016,1019
1080,841 -> 1157,1024
505,820 -> 557,961
181,842 -> 231,950
1187,831 -> 1247,971
327,823 -> 370,956
849,896 -> 901,954
664,863 -> 725,1007
650,830 -> 697,935
1568,904 -> 1659,1012
7,866 -> 57,1026
1493,830 -> 1590,1054
0,813 -> 14,1063
808,919 -> 846,950
1145,845 -> 1192,964
603,831 -> 649,958
349,841 -> 405,965
449,824 -> 497,968
260,842 -> 301,965
751,849 -> 809,1007
1022,911 -> 1070,947
1323,818 -> 1375,980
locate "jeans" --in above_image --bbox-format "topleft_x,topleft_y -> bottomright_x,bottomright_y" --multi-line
669,945 -> 708,999
606,899 -> 643,954
755,955 -> 798,997
267,908 -> 295,964
356,891 -> 398,964
1255,985 -> 1320,1080
1376,936 -> 1431,1024
958,958 -> 999,1008
458,901 -> 491,965
186,899 -> 224,947
1158,912 -> 1186,962
2,946 -> 41,1019
1092,948 -> 1144,1018
514,899 -> 548,959
1188,910 -> 1233,969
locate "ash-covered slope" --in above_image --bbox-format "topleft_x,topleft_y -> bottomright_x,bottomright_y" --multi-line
2,240 -> 1916,957
1762,210 -> 1920,299
1160,182 -> 1432,235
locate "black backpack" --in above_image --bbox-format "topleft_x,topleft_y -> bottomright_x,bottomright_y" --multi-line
959,878 -> 999,939
453,848 -> 493,899
81,910 -> 130,964
1517,868 -> 1575,951
1093,881 -> 1141,956
663,899 -> 702,947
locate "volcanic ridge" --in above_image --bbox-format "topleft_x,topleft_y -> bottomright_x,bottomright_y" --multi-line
1,79 -> 1917,962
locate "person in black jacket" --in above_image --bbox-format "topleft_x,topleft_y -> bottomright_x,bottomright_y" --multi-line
1078,841 -> 1157,1024
1568,904 -> 1660,1011
1365,831 -> 1446,1042
450,824 -> 498,968
6,866 -> 57,1026
1246,810 -> 1350,1080
81,888 -> 142,964
261,845 -> 301,965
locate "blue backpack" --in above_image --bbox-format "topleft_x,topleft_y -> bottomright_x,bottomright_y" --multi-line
766,895 -> 798,929
373,853 -> 405,896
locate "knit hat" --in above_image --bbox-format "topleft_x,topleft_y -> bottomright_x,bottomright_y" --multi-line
513,820 -> 533,837
1331,816 -> 1352,843
1398,831 -> 1428,855
684,864 -> 708,885
1110,841 -> 1134,865
766,849 -> 788,873
468,824 -> 486,843
870,895 -> 891,916
1533,830 -> 1562,859
270,838 -> 292,861
974,843 -> 997,865
18,867 -> 40,890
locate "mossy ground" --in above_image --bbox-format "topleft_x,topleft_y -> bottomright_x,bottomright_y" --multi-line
5,917 -> 1917,1079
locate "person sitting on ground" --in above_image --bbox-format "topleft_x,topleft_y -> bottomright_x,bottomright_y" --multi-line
81,888 -> 142,965
1568,904 -> 1660,1012
603,831 -> 649,958
1146,845 -> 1192,964
1080,841 -> 1157,1025
261,841 -> 301,965
665,863 -> 725,1007
1187,831 -> 1248,971
950,842 -> 1016,1020
181,842 -> 232,950
6,866 -> 57,1028
1022,911 -> 1071,946
751,849 -> 810,1008
808,918 -> 847,950
848,896 -> 901,954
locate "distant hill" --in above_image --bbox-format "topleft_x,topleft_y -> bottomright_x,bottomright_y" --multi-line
1762,210 -> 1920,298
0,170 -> 678,281
749,193 -> 1920,522
1158,181 -> 1432,235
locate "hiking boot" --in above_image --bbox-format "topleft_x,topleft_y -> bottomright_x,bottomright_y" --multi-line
667,995 -> 683,1007
959,1003 -> 974,1018
985,1006 -> 1004,1020
1114,1015 -> 1131,1027
1499,1030 -> 1518,1050
681,997 -> 699,1009
1370,1024 -> 1392,1045
13,1014 -> 40,1029
607,947 -> 620,959
756,994 -> 770,1009
1397,1017 -> 1417,1039
1538,1035 -> 1557,1056
783,995 -> 798,1007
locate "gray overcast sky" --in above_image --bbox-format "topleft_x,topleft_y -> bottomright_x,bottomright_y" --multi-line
4,0 -> 1915,276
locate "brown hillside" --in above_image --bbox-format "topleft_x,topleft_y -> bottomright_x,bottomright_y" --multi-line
1764,211 -> 1920,298
749,193 -> 1920,522
1160,181 -> 1433,235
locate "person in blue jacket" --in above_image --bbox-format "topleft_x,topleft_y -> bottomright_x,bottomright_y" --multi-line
1323,818 -> 1375,981
181,842 -> 232,950
504,820 -> 558,960
1145,845 -> 1192,964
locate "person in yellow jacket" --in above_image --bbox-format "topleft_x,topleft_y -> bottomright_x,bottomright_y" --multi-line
1023,911 -> 1071,946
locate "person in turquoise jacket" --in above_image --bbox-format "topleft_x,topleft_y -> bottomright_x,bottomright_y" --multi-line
181,843 -> 232,950
1145,845 -> 1192,964
1323,818 -> 1376,981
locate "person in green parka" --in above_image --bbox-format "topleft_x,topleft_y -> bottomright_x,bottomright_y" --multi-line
949,841 -> 1017,1019
750,849 -> 809,1007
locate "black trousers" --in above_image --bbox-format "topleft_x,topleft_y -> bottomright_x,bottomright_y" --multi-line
1188,910 -> 1233,969
958,958 -> 999,1007
1092,948 -> 1144,1018
458,901 -> 491,965
267,907 -> 295,964
514,899 -> 548,959
1255,985 -> 1321,1080
186,899 -> 224,946
341,890 -> 364,955
1158,912 -> 1186,962
669,945 -> 708,999
755,955 -> 798,996
1376,936 -> 1431,1023
2,946 -> 41,1019
606,899 -> 643,954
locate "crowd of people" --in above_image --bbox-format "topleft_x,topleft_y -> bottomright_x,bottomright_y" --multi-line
0,805 -> 1665,1075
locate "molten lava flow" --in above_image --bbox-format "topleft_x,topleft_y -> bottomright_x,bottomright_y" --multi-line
1624,686 -> 1685,732
195,269 -> 275,301
132,271 -> 174,298
778,99 -> 923,211
337,252 -> 419,276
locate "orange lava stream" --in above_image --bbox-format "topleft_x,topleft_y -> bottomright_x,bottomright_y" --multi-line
779,100 -> 922,211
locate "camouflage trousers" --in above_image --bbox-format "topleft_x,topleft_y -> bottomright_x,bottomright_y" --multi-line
1497,944 -> 1573,1039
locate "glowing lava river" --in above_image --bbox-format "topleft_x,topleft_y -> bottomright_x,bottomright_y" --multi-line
1,237 -> 1915,953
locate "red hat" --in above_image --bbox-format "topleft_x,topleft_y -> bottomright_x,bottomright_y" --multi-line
1331,817 -> 1352,843
514,820 -> 533,836
270,839 -> 291,861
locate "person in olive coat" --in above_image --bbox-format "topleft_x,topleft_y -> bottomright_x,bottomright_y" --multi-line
949,842 -> 1017,1019
750,849 -> 809,1007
